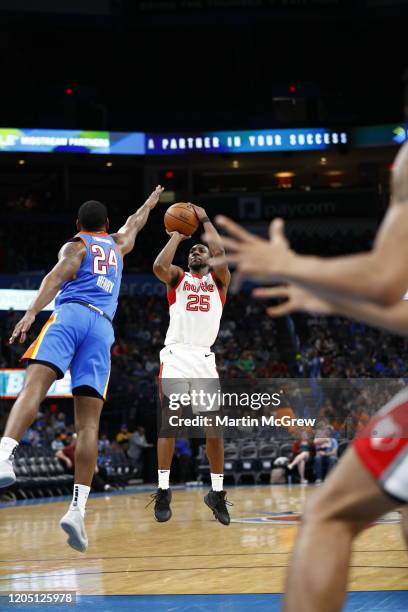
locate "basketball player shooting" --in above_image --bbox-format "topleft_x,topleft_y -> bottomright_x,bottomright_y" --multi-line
206,141 -> 408,611
0,185 -> 164,553
152,204 -> 231,525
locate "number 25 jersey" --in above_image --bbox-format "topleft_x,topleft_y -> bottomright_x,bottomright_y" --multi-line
164,271 -> 225,349
55,232 -> 123,320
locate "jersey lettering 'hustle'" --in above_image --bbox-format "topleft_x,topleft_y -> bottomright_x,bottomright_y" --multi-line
165,271 -> 225,348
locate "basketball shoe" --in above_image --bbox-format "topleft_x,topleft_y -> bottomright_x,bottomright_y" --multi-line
60,507 -> 88,552
0,449 -> 17,488
204,490 -> 232,525
148,488 -> 172,522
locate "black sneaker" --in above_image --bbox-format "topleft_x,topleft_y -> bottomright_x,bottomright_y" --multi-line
147,488 -> 172,522
204,490 -> 232,526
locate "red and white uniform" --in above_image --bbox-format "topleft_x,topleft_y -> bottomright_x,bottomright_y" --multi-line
354,387 -> 408,503
160,272 -> 225,410
164,271 -> 224,350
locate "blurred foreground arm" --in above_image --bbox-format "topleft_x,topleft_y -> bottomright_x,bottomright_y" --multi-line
254,285 -> 408,336
212,141 -> 408,307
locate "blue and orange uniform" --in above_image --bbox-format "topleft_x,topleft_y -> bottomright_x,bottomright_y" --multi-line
22,232 -> 123,400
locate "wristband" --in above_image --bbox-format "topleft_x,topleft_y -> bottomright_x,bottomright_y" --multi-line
201,217 -> 210,224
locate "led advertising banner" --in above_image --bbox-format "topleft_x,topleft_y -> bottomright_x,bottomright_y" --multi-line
146,128 -> 349,155
0,276 -> 164,296
0,128 -> 145,155
0,289 -> 55,311
0,124 -> 405,156
353,123 -> 408,147
0,369 -> 72,398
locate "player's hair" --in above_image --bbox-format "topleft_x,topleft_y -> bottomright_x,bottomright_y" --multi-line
77,200 -> 108,231
190,243 -> 209,252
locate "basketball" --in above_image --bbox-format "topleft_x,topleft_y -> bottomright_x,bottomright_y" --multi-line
164,202 -> 199,236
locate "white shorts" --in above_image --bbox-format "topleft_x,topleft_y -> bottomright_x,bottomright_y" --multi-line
159,344 -> 220,414
354,386 -> 408,503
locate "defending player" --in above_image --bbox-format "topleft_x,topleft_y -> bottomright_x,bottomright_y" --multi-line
206,140 -> 408,611
152,205 -> 231,525
0,186 -> 163,552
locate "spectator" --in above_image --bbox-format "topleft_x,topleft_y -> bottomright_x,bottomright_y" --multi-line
54,412 -> 66,431
116,424 -> 132,451
128,426 -> 153,474
51,432 -> 64,452
313,428 -> 338,483
56,433 -> 76,471
98,434 -> 111,454
20,426 -> 41,447
287,431 -> 312,484
56,434 -> 111,492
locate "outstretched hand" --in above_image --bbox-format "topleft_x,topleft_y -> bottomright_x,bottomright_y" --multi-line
207,216 -> 292,281
9,311 -> 36,344
253,285 -> 334,317
190,204 -> 208,223
145,185 -> 165,210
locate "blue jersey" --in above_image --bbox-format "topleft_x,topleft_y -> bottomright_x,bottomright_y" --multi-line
55,232 -> 123,320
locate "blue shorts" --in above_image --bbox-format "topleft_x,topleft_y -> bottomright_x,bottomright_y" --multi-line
22,303 -> 115,399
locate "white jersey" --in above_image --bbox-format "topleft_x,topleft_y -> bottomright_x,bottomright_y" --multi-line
164,271 -> 225,349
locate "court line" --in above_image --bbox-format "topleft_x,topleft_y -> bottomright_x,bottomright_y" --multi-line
1,549 -> 407,564
1,550 -> 406,563
1,564 -> 408,582
0,483 -> 291,511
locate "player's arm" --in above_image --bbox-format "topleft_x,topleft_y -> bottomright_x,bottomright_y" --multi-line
55,449 -> 72,469
9,240 -> 86,344
214,204 -> 408,307
212,142 -> 408,306
192,204 -> 231,289
275,201 -> 408,306
112,185 -> 164,256
153,232 -> 187,286
254,284 -> 408,336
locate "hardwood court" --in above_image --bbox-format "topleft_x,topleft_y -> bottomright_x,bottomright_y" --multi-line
0,486 -> 406,597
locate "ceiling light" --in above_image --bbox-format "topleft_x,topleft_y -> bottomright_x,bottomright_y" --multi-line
274,172 -> 295,178
325,170 -> 344,177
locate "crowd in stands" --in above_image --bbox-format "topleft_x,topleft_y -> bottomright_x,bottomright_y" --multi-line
2,286 -> 408,418
0,205 -> 374,273
2,287 -> 407,477
1,208 -> 406,486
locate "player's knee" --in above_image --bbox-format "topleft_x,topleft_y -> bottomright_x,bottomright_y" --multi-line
19,377 -> 47,404
301,490 -> 361,535
301,491 -> 326,524
76,422 -> 99,434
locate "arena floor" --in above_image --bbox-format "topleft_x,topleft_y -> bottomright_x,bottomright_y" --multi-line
0,485 -> 407,611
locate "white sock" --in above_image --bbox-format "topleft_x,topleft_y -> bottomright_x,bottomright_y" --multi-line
211,473 -> 224,492
0,437 -> 19,462
69,484 -> 90,517
158,469 -> 170,489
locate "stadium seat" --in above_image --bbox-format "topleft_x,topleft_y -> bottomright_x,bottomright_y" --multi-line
236,443 -> 261,484
258,442 -> 278,482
